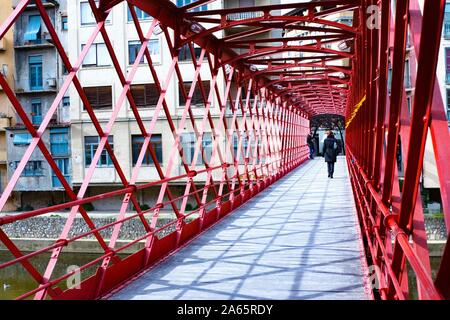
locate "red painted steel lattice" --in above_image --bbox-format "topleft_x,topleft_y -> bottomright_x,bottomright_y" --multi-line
0,0 -> 448,300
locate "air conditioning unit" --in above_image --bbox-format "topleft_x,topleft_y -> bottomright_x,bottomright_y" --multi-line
47,78 -> 56,87
43,32 -> 52,42
0,38 -> 6,51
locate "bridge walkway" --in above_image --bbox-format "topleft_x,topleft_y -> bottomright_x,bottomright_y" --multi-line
109,157 -> 369,300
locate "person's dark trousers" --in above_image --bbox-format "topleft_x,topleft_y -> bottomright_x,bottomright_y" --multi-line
327,162 -> 335,178
309,146 -> 314,159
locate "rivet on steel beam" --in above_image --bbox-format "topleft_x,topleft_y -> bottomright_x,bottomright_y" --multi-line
188,170 -> 197,177
56,238 -> 69,247
383,213 -> 399,229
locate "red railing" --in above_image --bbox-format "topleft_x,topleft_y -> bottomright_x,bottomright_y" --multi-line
345,0 -> 449,300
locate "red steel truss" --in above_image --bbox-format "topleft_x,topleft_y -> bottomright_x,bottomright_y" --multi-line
0,0 -> 448,300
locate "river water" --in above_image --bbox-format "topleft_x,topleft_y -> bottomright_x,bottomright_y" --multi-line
0,250 -> 116,300
0,250 -> 443,300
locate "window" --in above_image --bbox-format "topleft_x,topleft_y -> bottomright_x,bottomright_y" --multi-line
128,39 -> 160,64
52,158 -> 71,188
446,48 -> 450,84
180,132 -> 211,165
176,0 -> 207,11
83,86 -> 113,110
82,43 -> 111,67
202,133 -> 213,165
179,81 -> 210,106
233,134 -> 249,164
16,161 -> 43,177
62,59 -> 69,75
447,89 -> 450,121
239,85 -> 255,102
24,15 -> 41,43
31,98 -> 42,125
13,133 -> 32,145
29,55 -> 43,90
387,64 -> 392,94
336,17 -> 353,26
50,128 -> 69,156
130,84 -> 159,108
180,133 -> 197,165
179,43 -> 202,62
407,96 -> 412,116
84,136 -> 114,167
127,6 -> 151,21
396,136 -> 403,173
61,15 -> 68,31
444,4 -> 450,39
131,134 -> 163,165
62,96 -> 70,108
80,1 -> 111,25
404,59 -> 411,88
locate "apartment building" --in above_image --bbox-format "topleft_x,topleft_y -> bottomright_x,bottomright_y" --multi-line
0,0 -> 17,210
438,2 -> 450,124
5,0 -> 70,210
68,0 -> 280,211
421,1 -> 450,197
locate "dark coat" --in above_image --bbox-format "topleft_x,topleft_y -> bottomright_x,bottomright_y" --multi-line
307,135 -> 313,147
323,137 -> 338,163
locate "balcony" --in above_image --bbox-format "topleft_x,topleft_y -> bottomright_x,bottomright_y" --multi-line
15,76 -> 58,94
32,115 -> 43,125
14,0 -> 58,10
14,32 -> 54,49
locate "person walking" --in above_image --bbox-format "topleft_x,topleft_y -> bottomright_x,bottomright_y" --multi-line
307,133 -> 315,159
322,130 -> 338,178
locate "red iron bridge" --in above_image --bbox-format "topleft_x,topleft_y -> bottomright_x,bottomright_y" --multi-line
0,0 -> 449,300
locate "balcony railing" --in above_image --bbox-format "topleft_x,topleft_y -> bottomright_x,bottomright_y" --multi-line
32,115 -> 43,125
227,11 -> 263,21
52,175 -> 70,188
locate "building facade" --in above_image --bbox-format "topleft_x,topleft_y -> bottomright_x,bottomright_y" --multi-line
67,0 -> 280,211
0,0 -> 17,210
5,0 -> 71,210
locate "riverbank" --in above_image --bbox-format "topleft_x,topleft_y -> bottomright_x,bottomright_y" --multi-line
0,213 -> 446,255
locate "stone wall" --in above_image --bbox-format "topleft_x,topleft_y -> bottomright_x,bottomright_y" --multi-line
1,215 -> 182,241
424,216 -> 448,241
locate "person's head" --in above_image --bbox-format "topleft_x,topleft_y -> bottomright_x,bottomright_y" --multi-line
327,130 -> 334,138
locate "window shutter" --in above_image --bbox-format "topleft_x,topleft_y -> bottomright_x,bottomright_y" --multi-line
131,84 -> 146,107
146,84 -> 159,107
83,86 -> 112,110
96,86 -> 112,109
